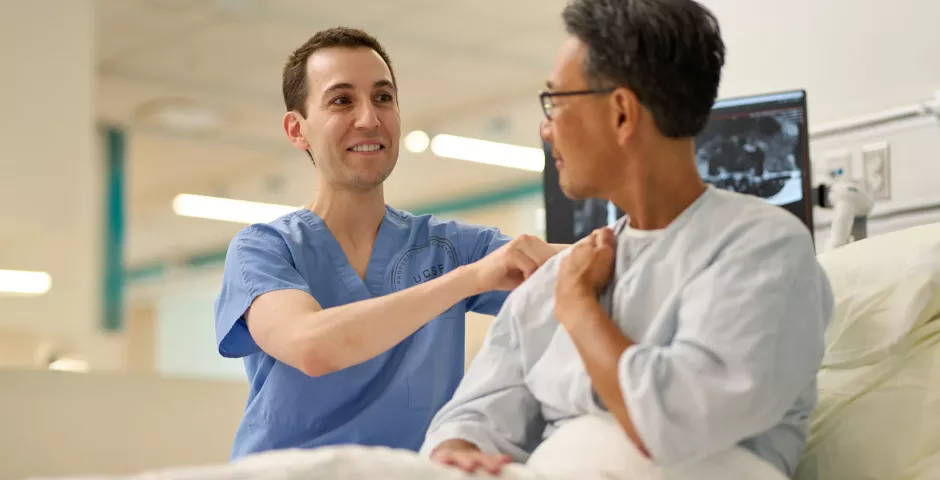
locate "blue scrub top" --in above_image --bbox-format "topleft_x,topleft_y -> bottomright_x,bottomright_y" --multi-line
213,205 -> 511,459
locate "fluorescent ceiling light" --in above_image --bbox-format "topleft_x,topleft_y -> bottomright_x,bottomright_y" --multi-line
0,269 -> 51,295
155,105 -> 221,131
404,130 -> 430,153
48,357 -> 89,373
136,98 -> 224,133
173,194 -> 297,224
430,134 -> 544,172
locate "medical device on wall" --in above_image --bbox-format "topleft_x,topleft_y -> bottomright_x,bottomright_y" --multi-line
542,90 -> 815,244
816,179 -> 875,251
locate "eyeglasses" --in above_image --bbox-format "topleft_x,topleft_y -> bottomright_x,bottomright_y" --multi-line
539,88 -> 616,120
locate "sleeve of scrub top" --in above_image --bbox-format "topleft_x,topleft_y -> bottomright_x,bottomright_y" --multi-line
420,292 -> 546,462
459,224 -> 512,316
214,224 -> 312,358
617,224 -> 833,467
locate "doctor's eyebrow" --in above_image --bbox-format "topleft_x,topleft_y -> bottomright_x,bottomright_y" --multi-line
322,80 -> 396,96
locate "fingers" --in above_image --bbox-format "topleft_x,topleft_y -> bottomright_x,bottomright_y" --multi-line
462,453 -> 510,475
591,227 -> 615,249
433,450 -> 512,475
506,246 -> 540,280
563,229 -> 614,273
513,234 -> 560,266
482,454 -> 512,474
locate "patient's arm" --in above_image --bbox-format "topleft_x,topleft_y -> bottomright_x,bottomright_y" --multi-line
563,227 -> 832,469
553,230 -> 649,456
420,291 -> 546,464
557,299 -> 650,457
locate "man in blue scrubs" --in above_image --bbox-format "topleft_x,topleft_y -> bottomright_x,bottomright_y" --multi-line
214,27 -> 562,460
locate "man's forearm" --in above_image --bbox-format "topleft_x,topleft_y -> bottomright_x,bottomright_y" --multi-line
562,298 -> 650,457
299,265 -> 483,375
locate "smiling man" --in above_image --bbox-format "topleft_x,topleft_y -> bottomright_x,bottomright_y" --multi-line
213,27 -> 562,460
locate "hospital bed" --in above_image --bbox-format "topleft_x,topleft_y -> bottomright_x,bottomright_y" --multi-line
794,221 -> 940,479
27,222 -> 940,480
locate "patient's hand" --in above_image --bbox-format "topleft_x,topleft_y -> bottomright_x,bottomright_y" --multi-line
430,439 -> 512,475
555,227 -> 615,324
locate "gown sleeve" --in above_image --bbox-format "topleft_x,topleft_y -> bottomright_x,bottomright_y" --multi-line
420,289 -> 546,461
618,225 -> 833,467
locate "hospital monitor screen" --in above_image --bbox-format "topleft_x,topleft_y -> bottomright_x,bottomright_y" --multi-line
542,90 -> 814,244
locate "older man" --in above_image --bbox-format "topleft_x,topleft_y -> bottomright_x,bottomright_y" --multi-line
421,0 -> 833,477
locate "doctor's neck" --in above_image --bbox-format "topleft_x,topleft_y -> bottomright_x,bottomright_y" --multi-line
608,136 -> 707,231
307,179 -> 386,240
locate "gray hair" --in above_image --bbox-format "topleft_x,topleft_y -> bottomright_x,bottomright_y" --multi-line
562,0 -> 726,138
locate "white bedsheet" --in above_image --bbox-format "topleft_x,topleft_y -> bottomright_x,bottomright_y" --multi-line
29,414 -> 788,480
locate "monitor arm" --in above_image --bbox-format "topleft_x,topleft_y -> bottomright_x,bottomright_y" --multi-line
816,179 -> 876,251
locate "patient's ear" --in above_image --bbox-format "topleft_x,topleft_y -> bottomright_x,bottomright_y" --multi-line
610,88 -> 639,146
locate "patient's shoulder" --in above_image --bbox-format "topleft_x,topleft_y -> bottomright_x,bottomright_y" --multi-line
699,190 -> 814,258
711,189 -> 809,236
500,253 -> 564,331
516,253 -> 563,302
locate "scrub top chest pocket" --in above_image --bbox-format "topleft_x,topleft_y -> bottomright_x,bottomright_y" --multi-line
390,237 -> 461,293
390,237 -> 466,411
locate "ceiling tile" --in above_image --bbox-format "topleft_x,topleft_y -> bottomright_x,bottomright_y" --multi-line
96,0 -> 219,63
127,132 -> 271,204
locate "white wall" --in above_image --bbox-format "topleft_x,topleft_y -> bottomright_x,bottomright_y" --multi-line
811,114 -> 940,251
0,370 -> 246,480
155,267 -> 247,381
0,0 -> 127,371
705,0 -> 940,126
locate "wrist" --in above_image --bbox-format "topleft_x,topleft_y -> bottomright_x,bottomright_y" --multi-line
455,264 -> 487,297
555,291 -> 601,326
556,284 -> 595,308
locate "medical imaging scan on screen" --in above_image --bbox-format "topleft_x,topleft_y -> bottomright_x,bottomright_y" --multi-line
550,91 -> 812,244
694,106 -> 805,212
573,198 -> 623,240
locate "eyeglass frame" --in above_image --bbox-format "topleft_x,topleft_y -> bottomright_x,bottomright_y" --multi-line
539,87 -> 617,120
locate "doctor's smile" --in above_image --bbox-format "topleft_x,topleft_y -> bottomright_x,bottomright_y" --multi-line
347,141 -> 386,154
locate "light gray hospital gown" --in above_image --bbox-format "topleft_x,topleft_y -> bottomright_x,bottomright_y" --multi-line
420,187 -> 834,477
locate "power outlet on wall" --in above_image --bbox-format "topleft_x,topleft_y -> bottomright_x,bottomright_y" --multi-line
820,150 -> 853,183
862,142 -> 891,201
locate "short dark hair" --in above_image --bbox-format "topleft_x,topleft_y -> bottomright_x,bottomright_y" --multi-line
282,27 -> 397,117
563,0 -> 725,138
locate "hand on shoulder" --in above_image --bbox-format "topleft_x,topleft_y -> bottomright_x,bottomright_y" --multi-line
467,234 -> 559,293
555,227 -> 616,324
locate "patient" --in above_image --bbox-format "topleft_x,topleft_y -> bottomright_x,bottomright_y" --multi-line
421,0 -> 834,478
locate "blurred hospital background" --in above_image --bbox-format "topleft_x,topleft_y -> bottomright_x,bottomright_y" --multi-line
1,0 -> 939,478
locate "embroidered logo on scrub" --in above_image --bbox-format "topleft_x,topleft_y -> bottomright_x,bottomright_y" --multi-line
391,237 -> 459,291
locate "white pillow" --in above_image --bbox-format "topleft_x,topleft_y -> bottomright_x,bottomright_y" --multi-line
794,222 -> 940,480
814,222 -> 940,368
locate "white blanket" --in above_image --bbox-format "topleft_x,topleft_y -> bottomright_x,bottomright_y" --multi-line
31,415 -> 788,480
